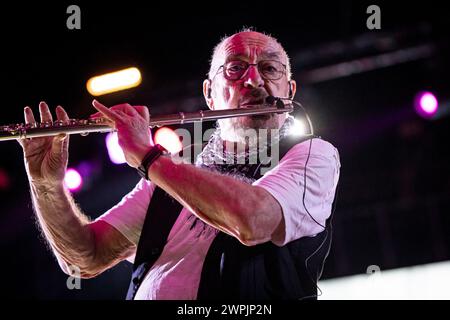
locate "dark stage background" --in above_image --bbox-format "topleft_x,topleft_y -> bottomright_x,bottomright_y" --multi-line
0,1 -> 449,299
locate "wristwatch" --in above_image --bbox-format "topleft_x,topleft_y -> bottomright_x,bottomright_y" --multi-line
136,144 -> 168,180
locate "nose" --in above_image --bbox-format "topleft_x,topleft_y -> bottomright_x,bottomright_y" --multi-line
243,64 -> 265,89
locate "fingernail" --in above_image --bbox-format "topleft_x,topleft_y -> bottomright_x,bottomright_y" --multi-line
92,99 -> 98,104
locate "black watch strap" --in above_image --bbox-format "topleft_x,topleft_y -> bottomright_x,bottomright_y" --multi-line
137,144 -> 168,180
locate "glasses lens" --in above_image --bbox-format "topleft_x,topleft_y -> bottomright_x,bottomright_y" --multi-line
258,60 -> 285,80
224,61 -> 248,80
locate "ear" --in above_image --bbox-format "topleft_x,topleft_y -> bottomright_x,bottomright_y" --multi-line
203,79 -> 214,110
288,80 -> 297,99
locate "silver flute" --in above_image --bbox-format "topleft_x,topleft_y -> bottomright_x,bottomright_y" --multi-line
0,103 -> 294,141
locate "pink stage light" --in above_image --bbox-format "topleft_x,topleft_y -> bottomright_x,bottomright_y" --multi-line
64,168 -> 83,191
415,91 -> 439,119
105,132 -> 126,164
154,127 -> 183,154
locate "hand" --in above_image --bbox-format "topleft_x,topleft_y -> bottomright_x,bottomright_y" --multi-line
18,102 -> 70,187
91,100 -> 153,168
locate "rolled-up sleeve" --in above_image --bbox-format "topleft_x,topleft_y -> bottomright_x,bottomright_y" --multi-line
252,138 -> 340,246
95,178 -> 156,246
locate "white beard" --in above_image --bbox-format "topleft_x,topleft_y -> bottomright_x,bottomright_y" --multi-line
218,115 -> 283,148
196,115 -> 295,167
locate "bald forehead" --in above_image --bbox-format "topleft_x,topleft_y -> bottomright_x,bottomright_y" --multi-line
213,31 -> 288,66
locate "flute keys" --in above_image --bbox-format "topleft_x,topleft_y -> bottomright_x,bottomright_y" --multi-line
39,121 -> 53,128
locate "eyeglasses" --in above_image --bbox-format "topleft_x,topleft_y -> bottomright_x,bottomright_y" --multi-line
215,60 -> 287,81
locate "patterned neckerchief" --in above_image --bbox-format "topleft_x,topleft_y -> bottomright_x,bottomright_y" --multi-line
195,115 -> 295,182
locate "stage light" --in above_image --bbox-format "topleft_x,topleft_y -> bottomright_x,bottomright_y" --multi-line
289,118 -> 307,136
86,67 -> 142,96
319,260 -> 450,300
105,132 -> 126,164
64,168 -> 83,191
415,91 -> 439,119
154,127 -> 183,154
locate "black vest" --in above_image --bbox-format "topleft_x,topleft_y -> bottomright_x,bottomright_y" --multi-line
126,135 -> 332,300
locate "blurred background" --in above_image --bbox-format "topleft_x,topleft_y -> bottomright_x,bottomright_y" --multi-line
0,1 -> 449,299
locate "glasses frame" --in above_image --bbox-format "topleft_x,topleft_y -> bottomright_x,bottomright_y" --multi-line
214,59 -> 287,81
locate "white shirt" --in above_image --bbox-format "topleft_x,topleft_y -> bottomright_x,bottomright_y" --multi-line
96,138 -> 341,299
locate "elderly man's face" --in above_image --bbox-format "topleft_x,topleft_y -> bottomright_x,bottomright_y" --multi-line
205,32 -> 295,141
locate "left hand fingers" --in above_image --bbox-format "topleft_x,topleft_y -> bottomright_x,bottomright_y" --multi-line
113,104 -> 148,122
89,111 -> 102,119
133,106 -> 150,123
92,100 -> 123,123
90,103 -> 146,120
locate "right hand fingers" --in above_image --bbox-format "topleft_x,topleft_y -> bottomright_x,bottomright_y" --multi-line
24,106 -> 36,125
23,101 -> 57,126
19,106 -> 37,148
54,105 -> 70,143
55,105 -> 69,122
24,103 -> 70,125
20,103 -> 70,147
39,101 -> 53,123
53,106 -> 70,145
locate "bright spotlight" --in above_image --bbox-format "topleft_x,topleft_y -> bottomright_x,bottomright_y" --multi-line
64,168 -> 83,191
154,127 -> 183,154
289,118 -> 307,136
415,91 -> 439,119
86,67 -> 142,96
105,132 -> 126,165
